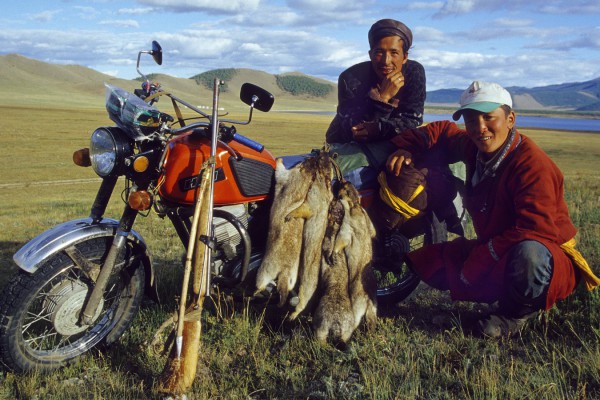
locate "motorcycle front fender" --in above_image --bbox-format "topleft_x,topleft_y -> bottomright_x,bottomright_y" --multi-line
13,218 -> 156,291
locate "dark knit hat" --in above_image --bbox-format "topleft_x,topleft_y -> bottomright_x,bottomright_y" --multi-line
368,19 -> 413,51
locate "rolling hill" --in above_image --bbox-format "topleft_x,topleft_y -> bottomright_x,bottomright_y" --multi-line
0,54 -> 338,112
426,78 -> 600,112
1,53 -> 599,112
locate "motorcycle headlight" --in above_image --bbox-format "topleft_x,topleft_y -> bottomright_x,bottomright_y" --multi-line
90,127 -> 132,177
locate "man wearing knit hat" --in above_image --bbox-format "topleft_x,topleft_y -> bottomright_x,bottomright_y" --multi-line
325,18 -> 425,144
325,18 -> 463,257
386,81 -> 598,338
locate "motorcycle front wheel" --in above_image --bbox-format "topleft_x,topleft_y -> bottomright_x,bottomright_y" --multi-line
374,213 -> 447,307
0,237 -> 145,373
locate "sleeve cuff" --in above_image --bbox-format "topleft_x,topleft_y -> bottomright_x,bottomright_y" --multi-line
488,239 -> 500,261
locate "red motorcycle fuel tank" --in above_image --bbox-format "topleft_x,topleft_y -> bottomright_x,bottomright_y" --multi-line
158,132 -> 277,206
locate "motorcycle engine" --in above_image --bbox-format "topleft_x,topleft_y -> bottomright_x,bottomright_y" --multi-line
212,204 -> 248,275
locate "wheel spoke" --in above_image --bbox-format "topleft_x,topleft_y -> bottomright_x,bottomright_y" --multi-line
1,239 -> 144,372
21,269 -> 127,353
24,326 -> 59,351
23,309 -> 53,329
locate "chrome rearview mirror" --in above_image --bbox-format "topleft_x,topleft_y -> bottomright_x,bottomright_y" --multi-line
151,41 -> 162,66
136,41 -> 163,81
220,83 -> 275,126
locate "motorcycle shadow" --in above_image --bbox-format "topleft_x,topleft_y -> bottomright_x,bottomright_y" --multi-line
0,241 -> 27,290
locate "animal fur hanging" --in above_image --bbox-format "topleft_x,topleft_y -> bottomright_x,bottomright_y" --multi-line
254,156 -> 317,306
288,151 -> 333,320
254,149 -> 378,345
312,197 -> 355,345
334,181 -> 378,332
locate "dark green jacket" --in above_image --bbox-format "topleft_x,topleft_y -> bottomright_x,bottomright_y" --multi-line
325,60 -> 426,144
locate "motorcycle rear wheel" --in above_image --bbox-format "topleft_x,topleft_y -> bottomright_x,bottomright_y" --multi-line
374,213 -> 447,307
0,237 -> 145,373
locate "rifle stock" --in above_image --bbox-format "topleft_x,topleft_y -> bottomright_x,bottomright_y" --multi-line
157,165 -> 212,395
158,78 -> 222,396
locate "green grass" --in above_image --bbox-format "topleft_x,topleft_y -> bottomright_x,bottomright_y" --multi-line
0,106 -> 598,399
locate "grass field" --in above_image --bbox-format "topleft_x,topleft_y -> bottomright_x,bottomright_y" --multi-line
0,105 -> 598,399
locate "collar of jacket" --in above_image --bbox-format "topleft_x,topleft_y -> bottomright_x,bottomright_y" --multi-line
473,128 -> 521,185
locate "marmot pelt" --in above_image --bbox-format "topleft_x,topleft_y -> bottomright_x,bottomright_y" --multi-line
312,198 -> 355,346
288,151 -> 333,320
335,181 -> 378,331
254,156 -> 317,306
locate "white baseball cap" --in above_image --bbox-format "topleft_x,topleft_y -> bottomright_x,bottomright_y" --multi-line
452,80 -> 513,121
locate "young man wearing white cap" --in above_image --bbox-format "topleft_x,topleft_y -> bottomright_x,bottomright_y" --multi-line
386,81 -> 598,337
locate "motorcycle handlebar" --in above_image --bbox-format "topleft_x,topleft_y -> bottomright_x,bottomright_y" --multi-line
169,122 -> 210,135
167,123 -> 263,153
232,133 -> 264,152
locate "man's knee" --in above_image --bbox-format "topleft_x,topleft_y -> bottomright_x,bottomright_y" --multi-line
505,240 -> 553,306
507,241 -> 553,279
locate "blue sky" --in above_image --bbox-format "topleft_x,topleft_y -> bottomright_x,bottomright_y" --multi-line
1,0 -> 599,90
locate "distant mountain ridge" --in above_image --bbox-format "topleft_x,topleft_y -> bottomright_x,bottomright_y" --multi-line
426,78 -> 600,112
1,53 -> 599,112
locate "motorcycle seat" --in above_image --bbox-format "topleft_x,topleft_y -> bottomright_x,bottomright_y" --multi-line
279,154 -> 377,192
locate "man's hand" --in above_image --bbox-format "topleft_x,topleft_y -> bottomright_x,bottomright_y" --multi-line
386,149 -> 412,176
352,121 -> 379,142
379,71 -> 405,103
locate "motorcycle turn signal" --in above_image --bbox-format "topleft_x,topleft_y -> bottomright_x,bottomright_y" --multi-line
128,190 -> 152,211
73,148 -> 91,167
132,155 -> 150,173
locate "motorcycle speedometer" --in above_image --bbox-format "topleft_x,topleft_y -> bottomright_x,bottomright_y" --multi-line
90,127 -> 132,177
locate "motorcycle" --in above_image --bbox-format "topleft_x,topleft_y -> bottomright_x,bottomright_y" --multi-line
0,41 -> 447,374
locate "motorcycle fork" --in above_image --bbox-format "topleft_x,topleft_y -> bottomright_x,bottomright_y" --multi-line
90,176 -> 118,223
80,181 -> 140,325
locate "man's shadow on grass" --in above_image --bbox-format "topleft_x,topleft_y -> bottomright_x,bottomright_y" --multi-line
377,283 -> 492,335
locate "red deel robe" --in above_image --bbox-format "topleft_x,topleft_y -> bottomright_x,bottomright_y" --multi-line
391,121 -> 578,308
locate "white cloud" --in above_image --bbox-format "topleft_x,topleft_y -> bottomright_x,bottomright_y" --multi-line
118,7 -> 155,15
494,18 -> 532,27
99,19 -> 140,29
154,31 -> 236,59
106,58 -> 136,67
28,10 -> 61,23
2,0 -> 598,89
416,48 -> 600,90
323,48 -> 365,64
0,28 -> 147,67
73,6 -> 101,20
240,43 -> 263,52
287,0 -> 370,11
413,27 -> 451,45
137,0 -> 260,13
435,0 -> 477,16
406,2 -> 445,10
222,8 -> 303,27
534,27 -> 600,50
434,0 -> 600,17
284,0 -> 377,25
540,1 -> 600,14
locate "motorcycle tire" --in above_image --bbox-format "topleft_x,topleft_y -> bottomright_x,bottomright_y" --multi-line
375,213 -> 447,307
0,237 -> 145,373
